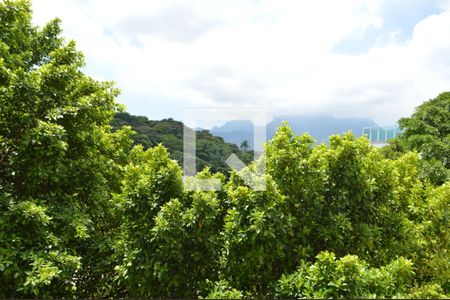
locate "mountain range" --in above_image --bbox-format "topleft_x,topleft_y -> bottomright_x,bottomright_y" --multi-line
210,115 -> 378,149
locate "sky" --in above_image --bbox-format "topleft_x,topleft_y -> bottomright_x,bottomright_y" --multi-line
31,0 -> 450,127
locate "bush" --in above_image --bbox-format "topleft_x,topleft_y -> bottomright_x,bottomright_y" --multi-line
276,251 -> 414,299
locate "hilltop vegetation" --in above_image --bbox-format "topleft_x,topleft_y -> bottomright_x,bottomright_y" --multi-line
0,1 -> 448,298
111,112 -> 253,174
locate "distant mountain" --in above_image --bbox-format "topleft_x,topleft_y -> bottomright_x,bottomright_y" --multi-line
210,114 -> 377,149
211,120 -> 254,133
210,120 -> 254,149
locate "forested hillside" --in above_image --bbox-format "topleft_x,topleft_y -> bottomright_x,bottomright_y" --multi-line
0,1 -> 448,299
111,112 -> 253,174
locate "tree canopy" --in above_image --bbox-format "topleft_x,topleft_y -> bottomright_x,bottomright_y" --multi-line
398,92 -> 450,185
0,1 -> 448,298
111,112 -> 253,174
0,0 -> 131,296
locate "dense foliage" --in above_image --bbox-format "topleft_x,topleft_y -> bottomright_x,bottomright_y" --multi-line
0,0 -> 132,297
0,1 -> 448,298
111,112 -> 253,174
396,92 -> 450,185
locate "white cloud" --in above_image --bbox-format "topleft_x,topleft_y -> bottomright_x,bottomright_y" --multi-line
31,0 -> 450,126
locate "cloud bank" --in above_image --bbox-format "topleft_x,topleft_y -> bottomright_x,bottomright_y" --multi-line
31,0 -> 450,126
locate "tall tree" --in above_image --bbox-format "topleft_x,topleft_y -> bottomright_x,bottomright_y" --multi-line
398,92 -> 450,185
240,140 -> 249,152
0,0 -> 131,297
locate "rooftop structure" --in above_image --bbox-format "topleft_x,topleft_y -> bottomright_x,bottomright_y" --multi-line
362,125 -> 402,146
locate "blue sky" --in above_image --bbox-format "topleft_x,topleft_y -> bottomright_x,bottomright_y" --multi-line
334,0 -> 445,54
31,0 -> 450,126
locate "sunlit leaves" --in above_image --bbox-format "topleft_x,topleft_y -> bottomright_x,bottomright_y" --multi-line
399,91 -> 450,185
0,0 -> 130,297
276,252 -> 414,298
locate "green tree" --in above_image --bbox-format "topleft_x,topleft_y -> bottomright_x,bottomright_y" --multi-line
398,91 -> 450,185
0,1 -> 131,297
240,140 -> 249,152
265,123 -> 423,265
410,182 -> 450,293
276,251 -> 415,299
219,170 -> 295,296
116,147 -> 227,298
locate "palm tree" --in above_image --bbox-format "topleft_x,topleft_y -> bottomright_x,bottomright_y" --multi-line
240,140 -> 249,152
